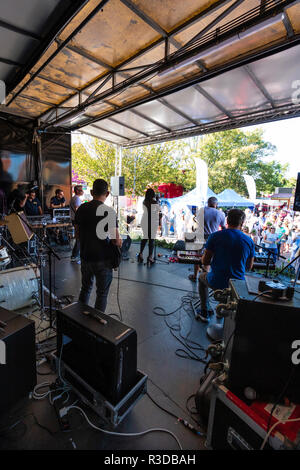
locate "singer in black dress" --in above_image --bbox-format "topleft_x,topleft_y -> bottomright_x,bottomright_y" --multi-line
138,188 -> 159,266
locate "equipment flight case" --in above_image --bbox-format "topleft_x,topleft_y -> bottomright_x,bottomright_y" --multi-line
207,381 -> 300,450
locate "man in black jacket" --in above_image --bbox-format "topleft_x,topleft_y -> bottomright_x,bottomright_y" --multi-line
75,179 -> 122,313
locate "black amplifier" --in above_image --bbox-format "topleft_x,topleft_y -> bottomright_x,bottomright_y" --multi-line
0,307 -> 36,414
56,302 -> 138,405
223,279 -> 300,403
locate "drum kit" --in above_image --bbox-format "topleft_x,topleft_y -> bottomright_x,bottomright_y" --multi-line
0,245 -> 11,270
0,225 -> 40,311
0,215 -> 61,332
0,264 -> 40,311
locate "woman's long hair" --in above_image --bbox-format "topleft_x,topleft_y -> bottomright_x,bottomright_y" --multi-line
143,188 -> 156,210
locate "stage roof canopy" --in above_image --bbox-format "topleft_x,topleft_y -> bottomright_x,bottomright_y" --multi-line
1,0 -> 300,147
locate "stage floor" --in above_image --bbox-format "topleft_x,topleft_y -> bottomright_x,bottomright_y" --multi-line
0,243 -> 217,451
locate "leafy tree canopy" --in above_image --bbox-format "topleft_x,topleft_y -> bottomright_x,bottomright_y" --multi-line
72,128 -> 290,197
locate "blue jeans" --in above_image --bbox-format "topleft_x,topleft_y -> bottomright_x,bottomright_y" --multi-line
79,259 -> 113,313
269,247 -> 278,263
198,272 -> 213,312
71,222 -> 80,258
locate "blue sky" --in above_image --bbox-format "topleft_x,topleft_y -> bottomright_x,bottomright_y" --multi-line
246,116 -> 300,178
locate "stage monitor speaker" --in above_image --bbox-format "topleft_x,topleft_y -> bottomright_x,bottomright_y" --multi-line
6,212 -> 33,244
110,176 -> 125,196
0,307 -> 36,414
223,279 -> 300,403
293,172 -> 300,212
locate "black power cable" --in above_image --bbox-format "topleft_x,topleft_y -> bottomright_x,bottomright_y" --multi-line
265,366 -> 297,448
153,294 -> 208,363
146,391 -> 204,437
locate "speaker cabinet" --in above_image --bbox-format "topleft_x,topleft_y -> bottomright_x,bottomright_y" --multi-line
110,176 -> 125,196
56,302 -> 137,404
293,172 -> 300,212
6,212 -> 33,244
224,279 -> 300,403
0,307 -> 36,414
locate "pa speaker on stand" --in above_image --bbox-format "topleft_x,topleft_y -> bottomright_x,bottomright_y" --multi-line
293,172 -> 300,212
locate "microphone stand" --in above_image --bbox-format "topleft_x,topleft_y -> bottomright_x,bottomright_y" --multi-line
254,243 -> 285,278
9,210 -> 60,333
275,251 -> 300,287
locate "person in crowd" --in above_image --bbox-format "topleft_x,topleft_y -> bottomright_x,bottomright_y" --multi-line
250,228 -> 259,245
74,179 -> 122,313
263,226 -> 280,263
276,221 -> 286,256
125,210 -> 136,234
189,196 -> 226,282
285,226 -> 295,257
138,188 -> 160,266
70,185 -> 84,262
25,188 -> 43,216
291,229 -> 300,258
261,222 -> 272,247
258,211 -> 266,229
0,157 -> 13,212
175,209 -> 185,241
7,187 -> 27,213
50,189 -> 66,209
161,205 -> 169,237
282,219 -> 291,254
0,188 -> 7,217
242,226 -> 250,236
198,209 -> 255,322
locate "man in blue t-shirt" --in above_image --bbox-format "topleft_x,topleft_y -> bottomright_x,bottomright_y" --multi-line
198,208 -> 255,322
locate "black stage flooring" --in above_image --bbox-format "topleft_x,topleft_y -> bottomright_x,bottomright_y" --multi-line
0,243 -> 216,451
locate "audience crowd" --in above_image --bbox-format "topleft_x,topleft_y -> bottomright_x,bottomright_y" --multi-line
241,206 -> 300,261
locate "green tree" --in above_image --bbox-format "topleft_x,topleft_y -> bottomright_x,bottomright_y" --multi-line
122,141 -> 195,195
72,138 -> 196,196
194,128 -> 287,196
72,139 -> 116,186
254,160 -> 289,195
286,176 -> 297,189
72,128 -> 289,198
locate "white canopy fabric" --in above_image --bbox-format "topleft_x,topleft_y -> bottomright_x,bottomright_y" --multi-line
216,188 -> 254,207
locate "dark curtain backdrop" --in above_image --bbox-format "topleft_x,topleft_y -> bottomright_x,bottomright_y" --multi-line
0,115 -> 71,209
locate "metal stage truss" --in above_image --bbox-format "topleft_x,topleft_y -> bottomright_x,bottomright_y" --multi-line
1,0 -> 300,146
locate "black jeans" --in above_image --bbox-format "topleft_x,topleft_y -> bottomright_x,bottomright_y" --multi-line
79,259 -> 113,313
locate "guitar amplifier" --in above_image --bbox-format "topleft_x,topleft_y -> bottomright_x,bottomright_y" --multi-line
0,307 -> 36,414
223,279 -> 300,403
56,302 -> 138,405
